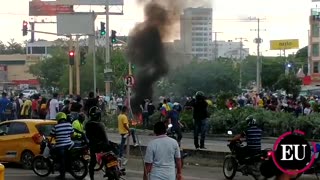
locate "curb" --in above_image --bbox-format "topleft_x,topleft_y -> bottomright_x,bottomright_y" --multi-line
108,128 -> 279,140
127,145 -> 227,167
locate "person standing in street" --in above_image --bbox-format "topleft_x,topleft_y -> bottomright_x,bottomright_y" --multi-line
49,93 -> 59,120
118,106 -> 138,161
192,91 -> 209,150
0,92 -> 10,121
143,121 -> 182,180
85,106 -> 109,180
84,92 -> 98,116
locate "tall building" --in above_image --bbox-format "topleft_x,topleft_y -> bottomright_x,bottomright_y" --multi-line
180,7 -> 213,60
309,8 -> 320,84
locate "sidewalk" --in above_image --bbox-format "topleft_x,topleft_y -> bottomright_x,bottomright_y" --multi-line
107,132 -> 275,153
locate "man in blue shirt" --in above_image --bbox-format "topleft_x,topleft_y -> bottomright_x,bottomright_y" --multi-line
0,92 -> 10,122
168,103 -> 183,147
50,112 -> 74,180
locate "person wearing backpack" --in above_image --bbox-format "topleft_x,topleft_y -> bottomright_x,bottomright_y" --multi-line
0,92 -> 10,122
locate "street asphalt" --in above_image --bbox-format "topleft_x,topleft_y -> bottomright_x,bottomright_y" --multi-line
3,158 -> 317,180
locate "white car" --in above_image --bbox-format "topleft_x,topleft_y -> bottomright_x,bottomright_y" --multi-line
22,89 -> 38,98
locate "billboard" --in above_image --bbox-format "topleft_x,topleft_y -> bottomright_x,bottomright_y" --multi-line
270,39 -> 299,50
29,1 -> 74,16
56,0 -> 124,5
57,13 -> 95,35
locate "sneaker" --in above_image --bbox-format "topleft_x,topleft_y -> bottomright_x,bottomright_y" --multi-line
196,147 -> 200,150
134,143 -> 139,147
200,147 -> 207,150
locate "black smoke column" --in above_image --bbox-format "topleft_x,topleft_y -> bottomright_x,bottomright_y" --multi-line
127,1 -> 174,113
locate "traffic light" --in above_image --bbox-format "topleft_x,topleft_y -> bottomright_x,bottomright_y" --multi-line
100,22 -> 106,36
111,30 -> 117,43
22,21 -> 28,36
69,50 -> 75,65
80,50 -> 86,65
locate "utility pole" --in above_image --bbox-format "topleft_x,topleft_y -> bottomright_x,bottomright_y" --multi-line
235,37 -> 247,89
213,32 -> 223,60
250,17 -> 266,93
105,0 -> 111,96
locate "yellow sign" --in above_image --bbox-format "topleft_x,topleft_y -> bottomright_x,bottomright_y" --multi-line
270,39 -> 299,50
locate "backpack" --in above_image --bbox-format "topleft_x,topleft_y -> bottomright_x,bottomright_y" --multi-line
4,102 -> 13,115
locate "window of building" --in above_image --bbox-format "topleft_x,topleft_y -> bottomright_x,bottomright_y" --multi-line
312,24 -> 320,37
312,43 -> 320,57
31,47 -> 46,54
314,62 -> 320,73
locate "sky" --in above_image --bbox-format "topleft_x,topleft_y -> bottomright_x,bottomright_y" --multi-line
0,0 -> 317,56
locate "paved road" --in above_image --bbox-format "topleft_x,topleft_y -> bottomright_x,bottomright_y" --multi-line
4,158 -> 316,180
107,132 -> 275,152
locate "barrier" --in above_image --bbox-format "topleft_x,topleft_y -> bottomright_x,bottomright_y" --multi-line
0,163 -> 4,180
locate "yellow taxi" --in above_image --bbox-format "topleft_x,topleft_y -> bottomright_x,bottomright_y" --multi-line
0,119 -> 56,169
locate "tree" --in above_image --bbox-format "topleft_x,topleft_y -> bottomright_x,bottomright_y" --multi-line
274,73 -> 302,98
30,45 -> 129,95
295,46 -> 308,74
164,60 -> 239,96
6,39 -> 25,54
29,48 -> 68,91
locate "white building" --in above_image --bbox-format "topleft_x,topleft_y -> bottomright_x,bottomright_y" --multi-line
180,7 -> 213,60
215,40 -> 249,59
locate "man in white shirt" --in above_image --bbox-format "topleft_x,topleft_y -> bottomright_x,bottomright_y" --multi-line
144,121 -> 182,180
49,93 -> 59,119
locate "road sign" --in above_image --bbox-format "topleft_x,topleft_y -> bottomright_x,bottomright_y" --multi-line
125,75 -> 135,87
270,39 -> 299,50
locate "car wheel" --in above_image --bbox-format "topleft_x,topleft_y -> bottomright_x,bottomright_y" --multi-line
21,150 -> 34,169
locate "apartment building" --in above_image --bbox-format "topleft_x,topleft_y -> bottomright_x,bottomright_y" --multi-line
180,7 -> 213,60
309,8 -> 320,84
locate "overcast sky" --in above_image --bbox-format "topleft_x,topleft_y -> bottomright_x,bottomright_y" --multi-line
0,0 -> 316,56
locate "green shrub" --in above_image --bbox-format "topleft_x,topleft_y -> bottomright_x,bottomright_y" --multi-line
209,107 -> 320,138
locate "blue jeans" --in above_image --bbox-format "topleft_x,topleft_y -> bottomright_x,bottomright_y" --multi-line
55,145 -> 70,178
119,128 -> 137,158
194,118 -> 208,148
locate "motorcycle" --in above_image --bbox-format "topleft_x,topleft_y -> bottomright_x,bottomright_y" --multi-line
94,141 -> 126,180
167,124 -> 188,167
32,134 -> 89,180
223,130 -> 271,180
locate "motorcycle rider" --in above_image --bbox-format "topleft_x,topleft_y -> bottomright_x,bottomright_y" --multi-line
85,106 -> 109,180
231,116 -> 262,165
50,112 -> 74,180
72,113 -> 85,141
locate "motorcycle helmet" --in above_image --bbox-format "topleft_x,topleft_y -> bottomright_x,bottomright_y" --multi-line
56,112 -> 67,122
89,106 -> 102,121
66,114 -> 73,123
195,91 -> 204,97
246,115 -> 256,127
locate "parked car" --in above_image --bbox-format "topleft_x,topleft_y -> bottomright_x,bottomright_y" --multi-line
0,119 -> 56,169
22,89 -> 38,98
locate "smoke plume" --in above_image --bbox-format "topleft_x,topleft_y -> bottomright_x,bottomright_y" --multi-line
127,0 -> 182,113
128,0 -> 211,113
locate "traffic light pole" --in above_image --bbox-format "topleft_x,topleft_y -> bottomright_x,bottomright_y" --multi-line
105,0 -> 111,96
75,35 -> 81,95
68,36 -> 74,95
